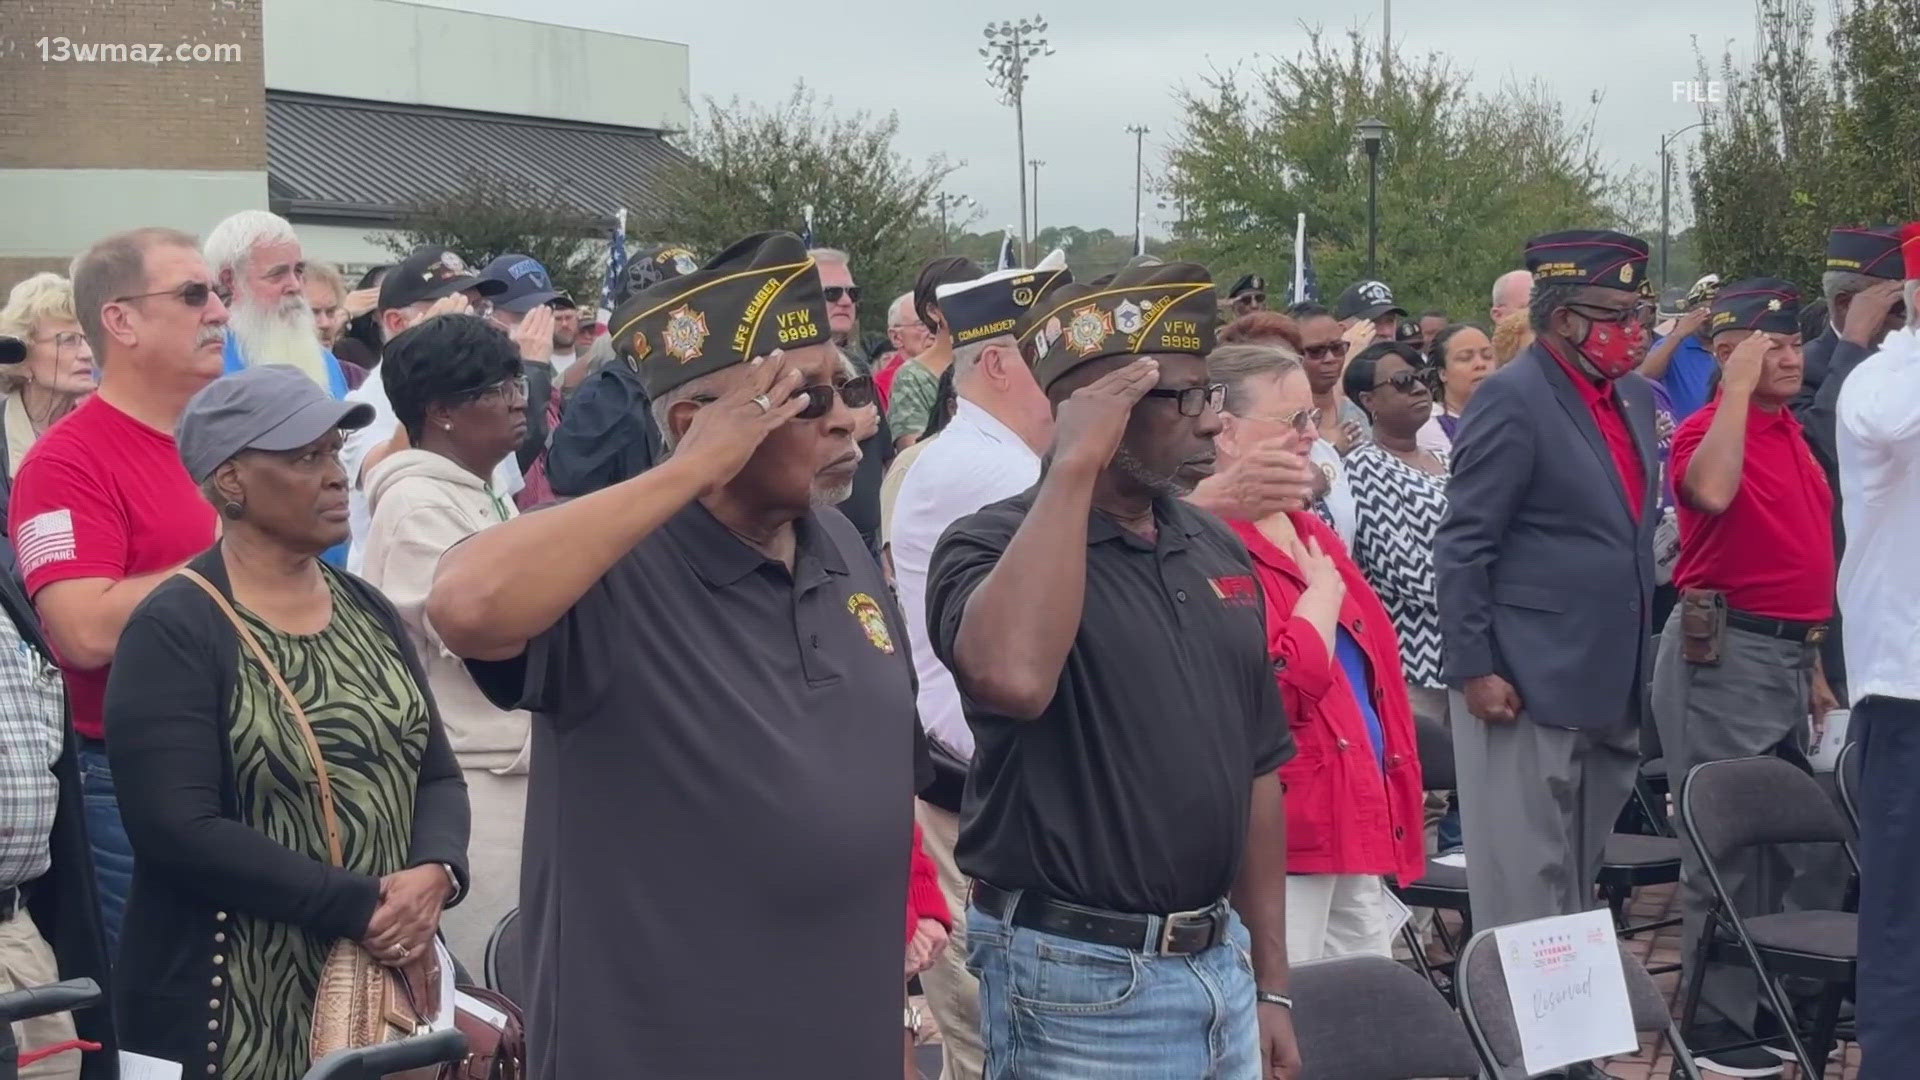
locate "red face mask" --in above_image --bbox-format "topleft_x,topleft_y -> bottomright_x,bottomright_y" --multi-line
1577,316 -> 1646,380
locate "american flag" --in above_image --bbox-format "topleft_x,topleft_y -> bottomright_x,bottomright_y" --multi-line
595,209 -> 629,329
1288,213 -> 1320,306
995,229 -> 1016,270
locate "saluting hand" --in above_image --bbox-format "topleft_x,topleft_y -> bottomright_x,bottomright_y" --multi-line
1048,357 -> 1159,476
1842,279 -> 1905,346
424,292 -> 472,320
512,304 -> 555,364
1339,320 -> 1376,363
342,287 -> 380,320
1189,439 -> 1316,520
675,351 -> 812,495
1722,332 -> 1771,398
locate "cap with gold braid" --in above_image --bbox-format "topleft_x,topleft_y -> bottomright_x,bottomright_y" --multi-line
1523,229 -> 1650,291
1708,278 -> 1801,337
936,249 -> 1073,347
1018,260 -> 1217,390
609,231 -> 829,398
1825,226 -> 1902,279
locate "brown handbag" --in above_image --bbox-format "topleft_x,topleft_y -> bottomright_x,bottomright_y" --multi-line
177,569 -> 442,1080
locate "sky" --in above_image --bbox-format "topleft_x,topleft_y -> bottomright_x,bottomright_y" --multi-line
409,0 -> 1788,236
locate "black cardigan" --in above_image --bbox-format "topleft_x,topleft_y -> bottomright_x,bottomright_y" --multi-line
102,547 -> 469,1074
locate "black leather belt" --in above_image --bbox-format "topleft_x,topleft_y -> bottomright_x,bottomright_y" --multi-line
1728,610 -> 1827,644
971,880 -> 1227,956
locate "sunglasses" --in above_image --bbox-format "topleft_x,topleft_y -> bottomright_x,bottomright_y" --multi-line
1565,301 -> 1641,325
694,374 -> 877,420
1371,370 -> 1431,395
114,280 -> 227,307
1142,382 -> 1227,417
1239,293 -> 1267,306
822,286 -> 862,304
1303,340 -> 1350,361
1237,406 -> 1322,433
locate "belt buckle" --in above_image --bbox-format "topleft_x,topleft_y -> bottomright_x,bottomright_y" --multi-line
1156,904 -> 1215,956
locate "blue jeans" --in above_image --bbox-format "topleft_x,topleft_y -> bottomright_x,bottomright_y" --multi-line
965,896 -> 1259,1080
77,742 -> 131,960
1855,696 -> 1920,1079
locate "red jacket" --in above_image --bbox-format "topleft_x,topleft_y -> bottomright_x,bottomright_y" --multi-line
1231,514 -> 1426,882
907,821 -> 951,941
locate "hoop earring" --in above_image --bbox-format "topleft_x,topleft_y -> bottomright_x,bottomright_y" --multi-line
221,500 -> 245,520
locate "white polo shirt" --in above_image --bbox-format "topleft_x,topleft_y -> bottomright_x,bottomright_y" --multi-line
1836,325 -> 1920,706
889,398 -> 1041,759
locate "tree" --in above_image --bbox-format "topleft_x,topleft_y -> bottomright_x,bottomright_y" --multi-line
1688,0 -> 1920,290
379,169 -> 604,306
1163,29 -> 1635,322
636,84 -> 955,332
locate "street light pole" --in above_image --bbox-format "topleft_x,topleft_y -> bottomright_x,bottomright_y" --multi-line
983,17 -> 1053,264
932,192 -> 976,255
1357,118 -> 1388,279
1126,123 -> 1149,256
1028,159 -> 1045,242
1659,120 -> 1707,293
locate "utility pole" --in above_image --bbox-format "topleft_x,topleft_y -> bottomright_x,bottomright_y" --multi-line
1126,124 -> 1149,257
1382,0 -> 1391,89
1028,159 -> 1046,243
982,17 -> 1053,264
932,192 -> 976,255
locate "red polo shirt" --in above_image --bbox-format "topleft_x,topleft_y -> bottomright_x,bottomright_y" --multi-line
1549,345 -> 1645,521
1671,397 -> 1834,621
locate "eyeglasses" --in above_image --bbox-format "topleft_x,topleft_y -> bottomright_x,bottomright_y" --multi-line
1302,340 -> 1350,361
693,374 -> 877,420
455,375 -> 530,405
1564,301 -> 1640,325
1142,382 -> 1227,417
822,286 -> 862,304
1371,370 -> 1431,395
113,280 -> 226,308
32,331 -> 86,353
1236,406 -> 1321,433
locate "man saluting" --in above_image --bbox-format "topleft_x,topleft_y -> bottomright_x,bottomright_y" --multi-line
929,261 -> 1301,1079
430,232 -> 922,1079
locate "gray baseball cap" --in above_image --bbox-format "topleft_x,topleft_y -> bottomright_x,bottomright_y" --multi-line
178,365 -> 376,482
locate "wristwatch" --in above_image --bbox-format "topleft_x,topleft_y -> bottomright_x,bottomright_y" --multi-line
1256,990 -> 1294,1010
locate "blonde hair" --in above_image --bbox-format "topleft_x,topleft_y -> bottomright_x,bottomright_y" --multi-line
305,260 -> 345,303
1492,309 -> 1534,366
0,275 -> 80,392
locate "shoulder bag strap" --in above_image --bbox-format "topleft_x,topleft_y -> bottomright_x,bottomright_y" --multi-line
176,567 -> 345,869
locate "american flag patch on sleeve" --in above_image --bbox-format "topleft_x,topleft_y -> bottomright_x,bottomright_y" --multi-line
17,509 -> 77,576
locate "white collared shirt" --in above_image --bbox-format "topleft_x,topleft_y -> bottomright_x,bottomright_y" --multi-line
890,398 -> 1042,759
1309,438 -> 1356,544
1836,325 -> 1920,706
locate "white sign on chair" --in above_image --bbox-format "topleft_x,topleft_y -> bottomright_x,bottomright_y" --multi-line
1494,908 -> 1639,1075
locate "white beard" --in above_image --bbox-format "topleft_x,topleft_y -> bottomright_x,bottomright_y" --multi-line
230,295 -> 331,388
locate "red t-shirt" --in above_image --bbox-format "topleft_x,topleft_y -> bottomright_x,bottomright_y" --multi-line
10,396 -> 219,740
1549,346 -> 1646,521
1671,397 -> 1835,621
873,351 -> 908,413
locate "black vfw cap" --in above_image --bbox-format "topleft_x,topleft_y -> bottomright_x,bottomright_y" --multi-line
1824,226 -> 1903,279
609,232 -> 829,398
937,250 -> 1073,347
378,246 -> 506,312
1524,230 -> 1651,292
1018,261 -> 1217,390
1709,278 -> 1801,337
1228,273 -> 1266,298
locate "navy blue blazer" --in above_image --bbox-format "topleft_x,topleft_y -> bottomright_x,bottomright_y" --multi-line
1434,341 -> 1659,731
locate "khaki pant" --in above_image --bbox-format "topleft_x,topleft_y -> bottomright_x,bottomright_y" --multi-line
1284,874 -> 1397,962
438,767 -> 527,977
0,908 -> 79,1080
913,800 -> 983,1080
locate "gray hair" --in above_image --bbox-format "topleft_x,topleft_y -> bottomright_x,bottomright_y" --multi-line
1491,269 -> 1532,309
650,367 -> 737,452
1207,343 -> 1303,414
69,226 -> 199,360
1823,269 -> 1881,305
203,209 -> 300,279
807,247 -> 851,268
1529,281 -> 1586,334
886,291 -> 915,328
950,337 -> 996,380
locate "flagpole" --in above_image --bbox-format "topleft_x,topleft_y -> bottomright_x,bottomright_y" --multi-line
1293,214 -> 1306,304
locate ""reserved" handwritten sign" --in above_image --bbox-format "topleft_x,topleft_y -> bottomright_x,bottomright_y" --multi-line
1493,909 -> 1638,1074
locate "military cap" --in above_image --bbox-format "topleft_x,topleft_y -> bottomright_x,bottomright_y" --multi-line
1708,278 -> 1801,337
609,231 -> 828,397
1523,230 -> 1650,291
1334,279 -> 1404,321
937,250 -> 1072,347
1228,273 -> 1267,299
1825,226 -> 1903,279
379,246 -> 505,312
1018,260 -> 1216,390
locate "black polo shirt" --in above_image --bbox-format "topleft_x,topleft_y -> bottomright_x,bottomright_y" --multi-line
927,489 -> 1293,914
470,501 -> 924,1080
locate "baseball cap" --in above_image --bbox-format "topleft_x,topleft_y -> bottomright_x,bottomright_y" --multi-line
177,365 -> 376,482
478,254 -> 560,313
1334,279 -> 1406,322
378,246 -> 507,312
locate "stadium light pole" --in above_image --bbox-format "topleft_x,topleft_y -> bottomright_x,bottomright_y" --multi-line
982,16 -> 1053,264
1125,124 -> 1150,257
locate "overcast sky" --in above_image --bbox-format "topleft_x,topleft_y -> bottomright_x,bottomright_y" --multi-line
413,0 -> 1789,236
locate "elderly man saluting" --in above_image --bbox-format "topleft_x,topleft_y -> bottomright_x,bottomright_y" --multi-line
929,261 -> 1301,1080
430,232 -> 923,1079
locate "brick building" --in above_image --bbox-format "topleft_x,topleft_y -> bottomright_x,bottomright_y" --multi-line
0,0 -> 688,290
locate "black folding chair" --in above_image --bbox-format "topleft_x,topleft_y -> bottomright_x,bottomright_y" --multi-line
1289,953 -> 1481,1079
1834,738 -> 1862,836
484,906 -> 525,1006
1596,778 -> 1685,963
301,1028 -> 468,1080
1457,929 -> 1703,1079
1394,715 -> 1470,996
1679,755 -> 1859,1077
0,979 -> 98,1080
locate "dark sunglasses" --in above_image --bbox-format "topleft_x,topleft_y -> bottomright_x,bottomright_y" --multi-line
694,374 -> 876,419
822,286 -> 862,304
1565,301 -> 1640,325
1303,340 -> 1350,361
1371,370 -> 1431,395
1239,293 -> 1267,306
114,280 -> 226,307
1143,382 -> 1227,417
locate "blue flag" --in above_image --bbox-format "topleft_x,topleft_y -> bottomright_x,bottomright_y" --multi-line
596,216 -> 629,328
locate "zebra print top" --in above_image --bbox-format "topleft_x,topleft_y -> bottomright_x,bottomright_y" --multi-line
1345,443 -> 1450,689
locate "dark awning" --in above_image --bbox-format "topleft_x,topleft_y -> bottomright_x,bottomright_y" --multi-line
266,91 -> 686,228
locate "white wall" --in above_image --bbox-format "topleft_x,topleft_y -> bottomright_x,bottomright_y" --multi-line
0,169 -> 269,259
293,222 -> 404,277
263,0 -> 689,132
